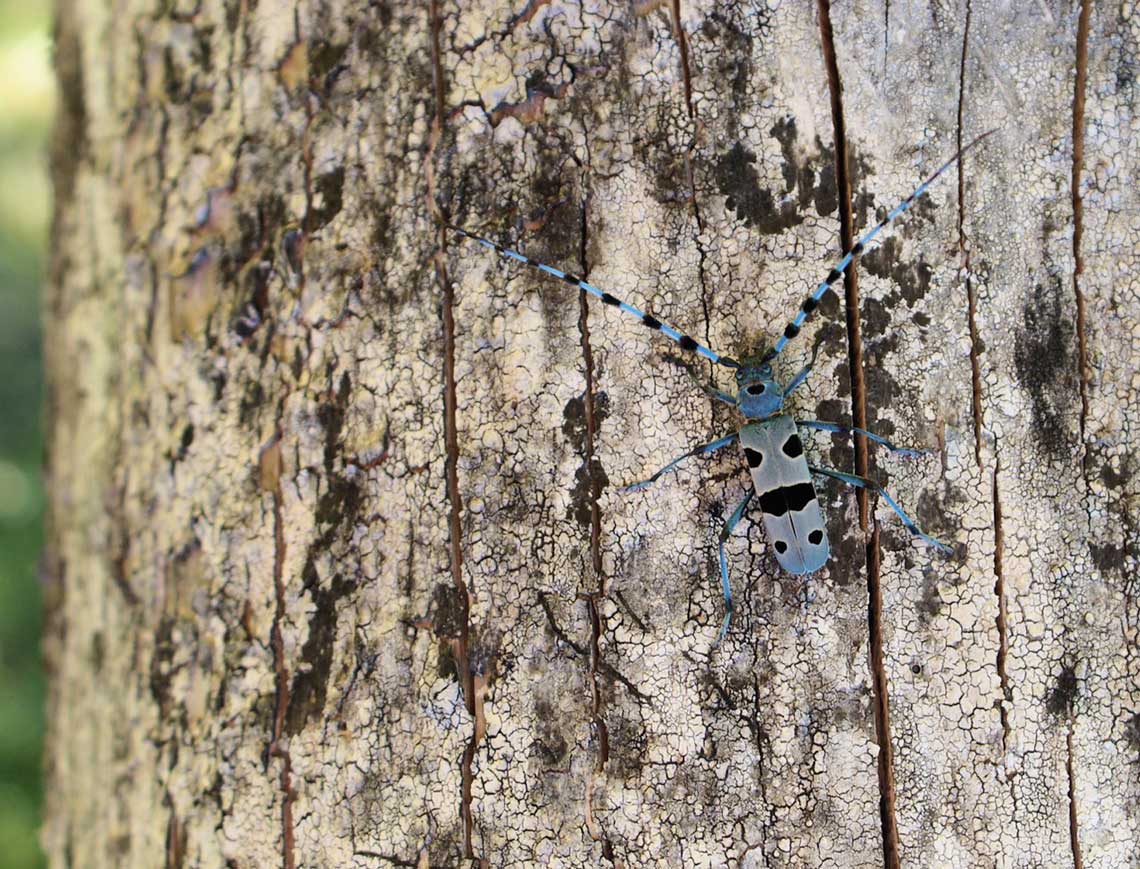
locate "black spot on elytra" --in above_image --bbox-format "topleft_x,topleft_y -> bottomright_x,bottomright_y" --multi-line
862,235 -> 933,304
1047,664 -> 1079,716
774,540 -> 788,554
758,483 -> 816,516
714,143 -> 803,235
782,434 -> 804,458
808,529 -> 824,546
1014,277 -> 1080,459
744,447 -> 763,468
286,559 -> 357,735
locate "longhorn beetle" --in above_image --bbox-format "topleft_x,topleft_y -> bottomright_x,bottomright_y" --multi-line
448,130 -> 993,642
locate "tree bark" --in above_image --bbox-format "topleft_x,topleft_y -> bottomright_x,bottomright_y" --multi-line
43,0 -> 1139,866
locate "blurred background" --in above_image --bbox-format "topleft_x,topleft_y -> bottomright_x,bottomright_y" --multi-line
0,0 -> 51,866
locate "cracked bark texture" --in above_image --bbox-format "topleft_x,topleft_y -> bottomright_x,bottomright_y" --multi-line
42,0 -> 1139,866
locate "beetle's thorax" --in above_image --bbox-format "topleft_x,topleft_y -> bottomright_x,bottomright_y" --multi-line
734,359 -> 785,419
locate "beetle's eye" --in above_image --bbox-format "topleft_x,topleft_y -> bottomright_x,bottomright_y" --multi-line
745,383 -> 766,396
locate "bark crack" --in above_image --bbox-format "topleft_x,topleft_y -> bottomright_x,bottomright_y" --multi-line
1067,35 -> 1094,859
992,457 -> 1012,755
1071,0 -> 1092,455
427,3 -> 478,860
956,0 -> 984,468
815,4 -> 899,866
1067,723 -> 1084,869
262,430 -> 296,869
576,195 -> 616,864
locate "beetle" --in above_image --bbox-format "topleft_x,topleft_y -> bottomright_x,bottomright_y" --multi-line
447,130 -> 992,640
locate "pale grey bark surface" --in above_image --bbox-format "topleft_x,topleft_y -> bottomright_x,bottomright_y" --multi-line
42,0 -> 1138,866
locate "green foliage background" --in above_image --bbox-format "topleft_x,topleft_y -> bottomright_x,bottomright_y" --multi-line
0,1 -> 50,866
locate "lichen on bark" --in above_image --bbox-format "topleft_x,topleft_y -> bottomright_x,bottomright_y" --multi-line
43,1 -> 1139,866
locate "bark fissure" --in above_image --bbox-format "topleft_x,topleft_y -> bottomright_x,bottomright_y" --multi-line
427,2 -> 477,859
956,0 -> 984,467
577,196 -> 615,863
816,3 -> 899,866
1067,724 -> 1084,868
992,458 -> 1011,754
1071,0 -> 1092,452
265,432 -> 296,869
578,200 -> 604,588
1066,13 -> 1091,856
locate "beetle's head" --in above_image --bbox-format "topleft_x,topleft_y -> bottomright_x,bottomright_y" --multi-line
734,355 -> 785,419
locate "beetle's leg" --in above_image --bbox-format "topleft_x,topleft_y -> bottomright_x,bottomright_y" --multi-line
715,488 -> 754,645
623,434 -> 737,492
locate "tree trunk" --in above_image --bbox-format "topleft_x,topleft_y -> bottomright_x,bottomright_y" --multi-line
43,0 -> 1138,866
